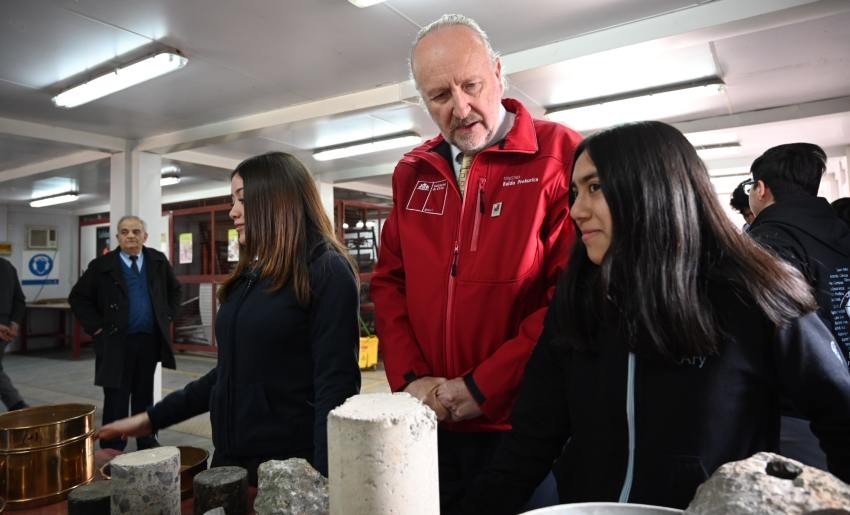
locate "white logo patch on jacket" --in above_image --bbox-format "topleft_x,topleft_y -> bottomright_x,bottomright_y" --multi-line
406,180 -> 448,215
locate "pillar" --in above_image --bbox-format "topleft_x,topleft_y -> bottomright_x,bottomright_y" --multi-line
110,151 -> 165,401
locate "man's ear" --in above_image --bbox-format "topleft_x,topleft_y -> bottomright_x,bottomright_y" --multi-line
756,180 -> 773,202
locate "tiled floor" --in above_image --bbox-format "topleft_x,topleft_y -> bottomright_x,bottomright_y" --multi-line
1,342 -> 391,456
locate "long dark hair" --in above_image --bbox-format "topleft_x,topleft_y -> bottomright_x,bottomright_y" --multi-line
561,121 -> 816,359
218,152 -> 355,305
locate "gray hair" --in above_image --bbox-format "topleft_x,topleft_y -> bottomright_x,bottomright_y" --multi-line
409,14 -> 505,92
117,215 -> 147,233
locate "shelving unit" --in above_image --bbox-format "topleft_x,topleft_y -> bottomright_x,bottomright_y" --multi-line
334,199 -> 392,337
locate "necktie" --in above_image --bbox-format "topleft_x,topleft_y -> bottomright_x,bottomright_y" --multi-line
458,154 -> 473,197
129,255 -> 140,275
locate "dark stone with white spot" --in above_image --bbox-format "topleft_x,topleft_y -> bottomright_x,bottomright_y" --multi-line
193,466 -> 249,515
68,481 -> 111,515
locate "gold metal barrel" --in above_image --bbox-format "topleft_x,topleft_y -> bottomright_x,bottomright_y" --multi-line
0,404 -> 95,510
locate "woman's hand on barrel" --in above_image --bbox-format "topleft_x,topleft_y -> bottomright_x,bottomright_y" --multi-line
96,412 -> 153,441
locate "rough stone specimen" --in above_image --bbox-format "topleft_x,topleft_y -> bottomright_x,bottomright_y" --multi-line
67,481 -> 112,515
254,458 -> 329,515
203,508 -> 226,515
109,446 -> 181,515
194,465 -> 249,515
685,452 -> 850,514
327,392 -> 439,515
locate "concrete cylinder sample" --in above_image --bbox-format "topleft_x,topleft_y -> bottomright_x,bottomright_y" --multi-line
328,392 -> 439,515
109,446 -> 181,515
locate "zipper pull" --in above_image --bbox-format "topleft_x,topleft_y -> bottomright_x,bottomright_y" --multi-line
451,242 -> 460,276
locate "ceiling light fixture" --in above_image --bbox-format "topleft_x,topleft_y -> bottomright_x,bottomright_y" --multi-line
52,52 -> 188,108
313,132 -> 422,162
545,77 -> 726,132
694,142 -> 743,160
160,165 -> 182,187
30,191 -> 79,208
347,0 -> 387,7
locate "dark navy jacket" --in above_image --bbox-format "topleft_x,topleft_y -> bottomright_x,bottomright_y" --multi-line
462,275 -> 850,513
749,196 -> 850,364
0,258 -> 25,327
147,242 -> 360,479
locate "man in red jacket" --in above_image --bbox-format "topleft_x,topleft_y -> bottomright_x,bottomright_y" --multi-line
370,13 -> 582,511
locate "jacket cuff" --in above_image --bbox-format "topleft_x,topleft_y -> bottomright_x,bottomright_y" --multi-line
464,373 -> 486,405
146,405 -> 163,433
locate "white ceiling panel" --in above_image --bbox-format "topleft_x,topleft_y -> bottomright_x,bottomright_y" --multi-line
0,133 -> 89,170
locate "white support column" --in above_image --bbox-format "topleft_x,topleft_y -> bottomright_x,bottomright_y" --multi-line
315,178 -> 336,229
109,151 -> 165,402
843,146 -> 850,199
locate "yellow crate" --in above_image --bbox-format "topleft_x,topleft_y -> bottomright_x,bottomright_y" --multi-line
359,336 -> 379,370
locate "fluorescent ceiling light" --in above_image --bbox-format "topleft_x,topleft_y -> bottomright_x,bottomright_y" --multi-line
52,52 -> 188,108
313,132 -> 421,161
695,142 -> 743,160
545,78 -> 725,132
348,0 -> 387,6
30,192 -> 79,208
542,44 -> 718,106
161,165 -> 181,186
685,131 -> 739,147
160,175 -> 181,187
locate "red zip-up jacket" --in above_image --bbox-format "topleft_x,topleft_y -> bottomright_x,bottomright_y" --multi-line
372,98 -> 581,431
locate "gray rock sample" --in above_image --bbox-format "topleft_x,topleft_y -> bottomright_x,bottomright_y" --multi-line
204,508 -> 226,515
253,458 -> 329,515
685,452 -> 850,514
109,446 -> 181,515
68,481 -> 112,515
194,466 -> 249,515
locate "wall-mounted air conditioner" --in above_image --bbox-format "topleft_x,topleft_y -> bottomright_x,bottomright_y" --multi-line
27,226 -> 58,249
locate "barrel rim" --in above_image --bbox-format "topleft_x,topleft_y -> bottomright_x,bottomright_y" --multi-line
0,403 -> 95,431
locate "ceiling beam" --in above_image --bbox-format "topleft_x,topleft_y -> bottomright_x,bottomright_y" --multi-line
314,162 -> 395,183
0,150 -> 110,183
673,95 -> 850,133
135,82 -> 421,154
334,180 -> 392,198
162,150 -> 242,171
0,116 -> 126,152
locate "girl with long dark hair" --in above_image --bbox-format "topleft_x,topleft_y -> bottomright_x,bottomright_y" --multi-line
462,122 -> 850,512
98,152 -> 360,483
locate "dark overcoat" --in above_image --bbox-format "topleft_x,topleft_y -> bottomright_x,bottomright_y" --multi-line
69,246 -> 181,388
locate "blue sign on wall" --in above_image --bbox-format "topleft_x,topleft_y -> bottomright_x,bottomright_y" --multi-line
22,252 -> 59,285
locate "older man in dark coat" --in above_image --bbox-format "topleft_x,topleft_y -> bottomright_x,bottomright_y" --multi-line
70,215 -> 181,450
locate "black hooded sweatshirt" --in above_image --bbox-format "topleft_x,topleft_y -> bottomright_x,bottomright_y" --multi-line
749,195 -> 850,365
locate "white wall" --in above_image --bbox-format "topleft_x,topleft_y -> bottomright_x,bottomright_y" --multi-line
3,205 -> 78,302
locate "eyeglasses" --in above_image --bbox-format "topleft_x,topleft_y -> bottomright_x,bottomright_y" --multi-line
742,179 -> 756,195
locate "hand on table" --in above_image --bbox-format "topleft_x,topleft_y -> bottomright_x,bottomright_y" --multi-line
435,377 -> 483,422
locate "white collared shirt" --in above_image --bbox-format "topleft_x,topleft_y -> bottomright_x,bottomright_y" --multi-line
119,249 -> 144,271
